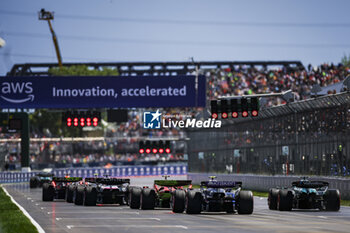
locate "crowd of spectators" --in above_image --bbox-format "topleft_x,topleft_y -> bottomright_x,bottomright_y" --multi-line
207,63 -> 349,105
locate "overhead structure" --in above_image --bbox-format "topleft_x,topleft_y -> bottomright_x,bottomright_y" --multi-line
7,61 -> 303,77
216,91 -> 350,124
211,97 -> 260,119
211,90 -> 294,119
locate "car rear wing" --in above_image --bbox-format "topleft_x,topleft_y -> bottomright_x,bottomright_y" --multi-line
200,181 -> 242,188
85,178 -> 130,185
52,177 -> 83,183
154,180 -> 192,187
37,173 -> 54,177
292,180 -> 329,188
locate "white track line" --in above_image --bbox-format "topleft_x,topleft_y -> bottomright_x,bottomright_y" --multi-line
47,211 -> 139,214
57,217 -> 160,221
2,185 -> 45,233
66,225 -> 188,230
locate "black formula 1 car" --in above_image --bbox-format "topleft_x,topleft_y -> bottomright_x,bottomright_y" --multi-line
179,176 -> 254,214
128,175 -> 192,213
69,177 -> 130,206
42,177 -> 82,201
268,177 -> 341,211
29,172 -> 54,188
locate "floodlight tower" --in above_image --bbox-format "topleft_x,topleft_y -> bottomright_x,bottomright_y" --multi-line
38,8 -> 63,67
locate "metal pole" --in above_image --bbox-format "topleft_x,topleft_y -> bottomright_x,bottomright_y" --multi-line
191,57 -> 199,107
19,113 -> 30,171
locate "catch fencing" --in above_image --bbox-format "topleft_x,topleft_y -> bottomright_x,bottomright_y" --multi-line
188,92 -> 350,177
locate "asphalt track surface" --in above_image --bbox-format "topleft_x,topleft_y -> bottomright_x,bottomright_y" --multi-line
4,176 -> 350,233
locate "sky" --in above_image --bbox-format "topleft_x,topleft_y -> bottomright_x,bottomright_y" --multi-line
1,0 -> 350,75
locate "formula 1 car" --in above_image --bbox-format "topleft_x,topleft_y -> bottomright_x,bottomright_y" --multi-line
65,179 -> 84,203
42,176 -> 82,201
128,175 -> 192,213
268,177 -> 341,211
29,172 -> 54,188
179,176 -> 254,214
71,177 -> 130,206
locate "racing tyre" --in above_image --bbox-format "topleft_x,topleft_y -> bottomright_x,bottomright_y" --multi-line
140,188 -> 156,210
129,187 -> 141,209
325,189 -> 340,211
237,190 -> 254,214
278,189 -> 293,211
84,186 -> 97,206
65,185 -> 75,203
30,177 -> 38,188
42,183 -> 54,201
268,188 -> 279,210
186,190 -> 202,214
74,185 -> 84,205
172,190 -> 186,213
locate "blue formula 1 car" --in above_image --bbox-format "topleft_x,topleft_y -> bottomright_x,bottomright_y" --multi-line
178,176 -> 254,214
268,177 -> 340,211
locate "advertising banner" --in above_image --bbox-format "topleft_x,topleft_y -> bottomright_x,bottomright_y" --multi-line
0,75 -> 206,108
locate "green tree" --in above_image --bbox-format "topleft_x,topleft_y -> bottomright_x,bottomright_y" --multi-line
341,54 -> 350,67
30,110 -> 62,136
48,65 -> 119,76
30,65 -> 118,137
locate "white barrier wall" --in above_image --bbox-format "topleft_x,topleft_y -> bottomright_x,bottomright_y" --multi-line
188,173 -> 350,199
0,165 -> 188,183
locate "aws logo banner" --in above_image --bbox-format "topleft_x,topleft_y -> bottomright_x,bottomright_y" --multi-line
1,82 -> 34,104
0,75 -> 206,108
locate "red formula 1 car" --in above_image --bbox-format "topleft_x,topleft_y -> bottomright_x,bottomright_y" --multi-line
42,176 -> 82,201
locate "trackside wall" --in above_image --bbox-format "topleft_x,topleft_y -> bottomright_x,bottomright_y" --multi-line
0,165 -> 188,183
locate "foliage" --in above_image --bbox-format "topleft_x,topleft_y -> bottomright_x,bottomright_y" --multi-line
0,186 -> 38,233
251,190 -> 269,198
29,110 -> 80,137
48,65 -> 119,76
341,54 -> 350,67
30,110 -> 61,136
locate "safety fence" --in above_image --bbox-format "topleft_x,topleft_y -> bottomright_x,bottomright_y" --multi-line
0,165 -> 188,183
187,92 -> 350,176
188,173 -> 350,199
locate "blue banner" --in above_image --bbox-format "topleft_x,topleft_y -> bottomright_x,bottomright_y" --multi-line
0,165 -> 188,183
0,75 -> 206,108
